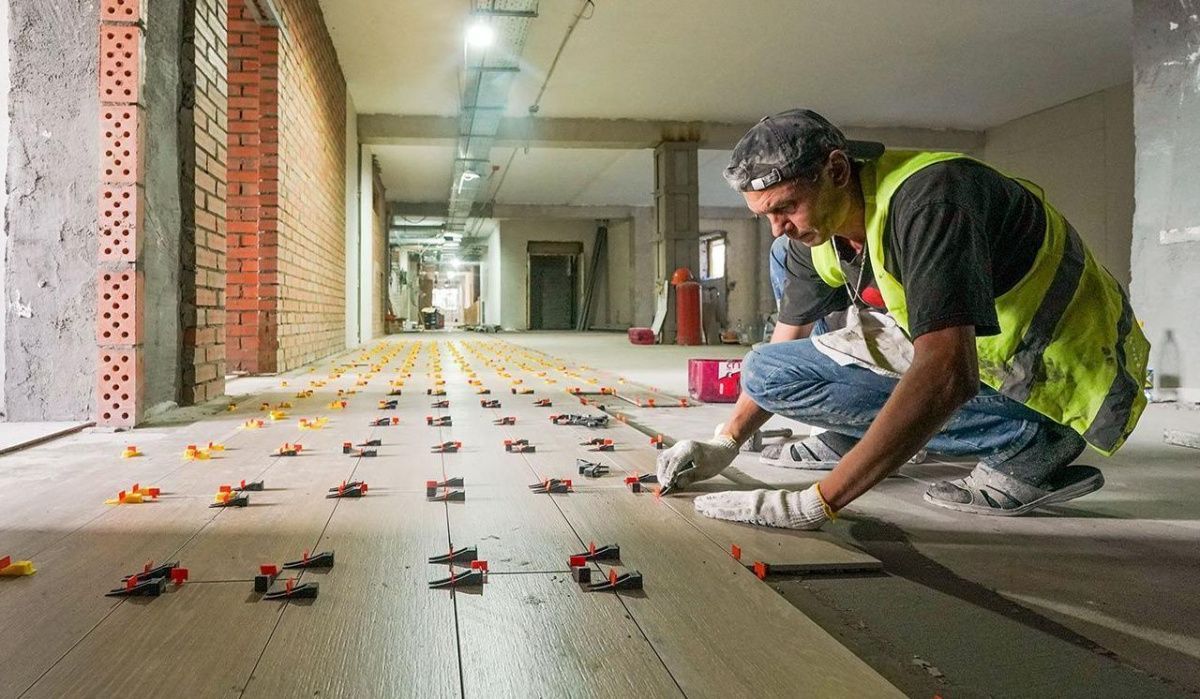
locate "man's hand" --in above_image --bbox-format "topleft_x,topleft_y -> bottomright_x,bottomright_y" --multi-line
693,485 -> 833,530
656,432 -> 739,492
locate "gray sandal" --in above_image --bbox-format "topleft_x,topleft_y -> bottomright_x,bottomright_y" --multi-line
760,433 -> 926,470
759,434 -> 843,469
924,463 -> 1104,516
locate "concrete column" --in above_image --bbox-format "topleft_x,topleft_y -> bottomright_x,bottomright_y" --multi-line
1132,1 -> 1200,402
357,146 -> 375,343
143,0 -> 185,410
0,0 -> 9,415
630,207 -> 656,327
344,95 -> 360,346
4,3 -> 99,420
654,141 -> 699,343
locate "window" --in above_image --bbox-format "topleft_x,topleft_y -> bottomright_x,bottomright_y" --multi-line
699,233 -> 727,280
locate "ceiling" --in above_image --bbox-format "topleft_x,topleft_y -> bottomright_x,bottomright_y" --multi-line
371,146 -> 745,207
320,0 -> 1131,128
325,0 -> 1133,210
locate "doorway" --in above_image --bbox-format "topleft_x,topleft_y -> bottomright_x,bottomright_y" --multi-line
528,250 -> 580,330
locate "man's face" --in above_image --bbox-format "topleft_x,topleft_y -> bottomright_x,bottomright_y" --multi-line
742,157 -> 850,247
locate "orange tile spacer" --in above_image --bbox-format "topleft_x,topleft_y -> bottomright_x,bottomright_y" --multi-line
731,544 -> 742,561
753,561 -> 768,580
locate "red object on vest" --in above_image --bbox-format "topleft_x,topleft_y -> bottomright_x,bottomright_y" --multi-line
860,285 -> 885,309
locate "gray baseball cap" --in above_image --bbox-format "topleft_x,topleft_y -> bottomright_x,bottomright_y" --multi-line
723,109 -> 885,192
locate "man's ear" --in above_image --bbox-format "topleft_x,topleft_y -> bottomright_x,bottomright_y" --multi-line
828,150 -> 852,188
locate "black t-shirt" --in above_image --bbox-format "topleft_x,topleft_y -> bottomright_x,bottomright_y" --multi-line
777,159 -> 1045,339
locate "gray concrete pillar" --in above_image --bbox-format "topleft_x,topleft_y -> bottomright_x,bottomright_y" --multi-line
5,2 -> 99,420
653,141 -> 699,343
1132,1 -> 1200,402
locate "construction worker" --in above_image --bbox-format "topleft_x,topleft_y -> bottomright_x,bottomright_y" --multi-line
657,109 -> 1149,529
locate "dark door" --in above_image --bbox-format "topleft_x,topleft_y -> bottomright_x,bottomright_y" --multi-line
529,254 -> 576,329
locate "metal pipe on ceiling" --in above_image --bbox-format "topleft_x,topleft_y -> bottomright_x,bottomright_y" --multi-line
444,0 -> 538,242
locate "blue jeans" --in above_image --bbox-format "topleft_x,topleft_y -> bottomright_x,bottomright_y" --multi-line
761,234 -> 1054,472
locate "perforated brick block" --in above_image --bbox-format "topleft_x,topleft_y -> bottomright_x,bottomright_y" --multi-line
99,25 -> 141,104
97,349 -> 143,427
98,184 -> 142,261
101,0 -> 142,23
96,270 -> 144,346
100,106 -> 142,184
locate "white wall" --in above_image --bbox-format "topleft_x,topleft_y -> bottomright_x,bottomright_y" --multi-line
0,5 -> 9,414
484,228 -> 502,325
984,83 -> 1135,285
700,214 -> 766,333
603,219 -> 633,327
631,207 -> 657,326
357,145 -> 376,342
497,218 -> 600,330
343,94 -> 360,346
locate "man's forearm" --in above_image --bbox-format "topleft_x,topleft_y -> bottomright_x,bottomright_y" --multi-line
720,392 -> 775,444
818,327 -> 979,510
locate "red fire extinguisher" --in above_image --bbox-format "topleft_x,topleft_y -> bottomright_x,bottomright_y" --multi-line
672,268 -> 702,346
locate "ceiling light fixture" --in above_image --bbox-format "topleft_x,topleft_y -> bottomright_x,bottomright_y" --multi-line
461,170 -> 481,182
465,22 -> 494,49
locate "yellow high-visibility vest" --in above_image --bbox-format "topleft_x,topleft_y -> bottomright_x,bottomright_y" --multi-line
809,151 -> 1148,455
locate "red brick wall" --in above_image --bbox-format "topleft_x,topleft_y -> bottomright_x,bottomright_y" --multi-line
275,0 -> 347,369
226,0 -> 279,373
180,0 -> 229,402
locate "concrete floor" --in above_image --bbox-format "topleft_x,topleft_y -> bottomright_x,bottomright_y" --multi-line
0,422 -> 92,454
490,330 -> 1200,696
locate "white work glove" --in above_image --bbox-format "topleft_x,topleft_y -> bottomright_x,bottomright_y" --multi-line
656,426 -> 740,492
693,484 -> 835,530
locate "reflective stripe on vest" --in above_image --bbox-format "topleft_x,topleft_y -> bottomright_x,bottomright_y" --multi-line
807,151 -> 1149,455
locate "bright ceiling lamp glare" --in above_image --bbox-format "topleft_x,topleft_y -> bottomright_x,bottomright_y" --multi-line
461,170 -> 481,182
465,22 -> 495,49
451,258 -> 463,268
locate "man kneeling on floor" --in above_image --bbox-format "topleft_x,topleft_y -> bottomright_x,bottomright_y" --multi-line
656,109 -> 1149,529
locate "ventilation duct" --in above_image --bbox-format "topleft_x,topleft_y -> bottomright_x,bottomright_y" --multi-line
445,1 -> 538,239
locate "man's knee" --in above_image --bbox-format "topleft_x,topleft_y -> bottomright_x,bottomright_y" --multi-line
740,340 -> 826,405
740,348 -> 772,403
